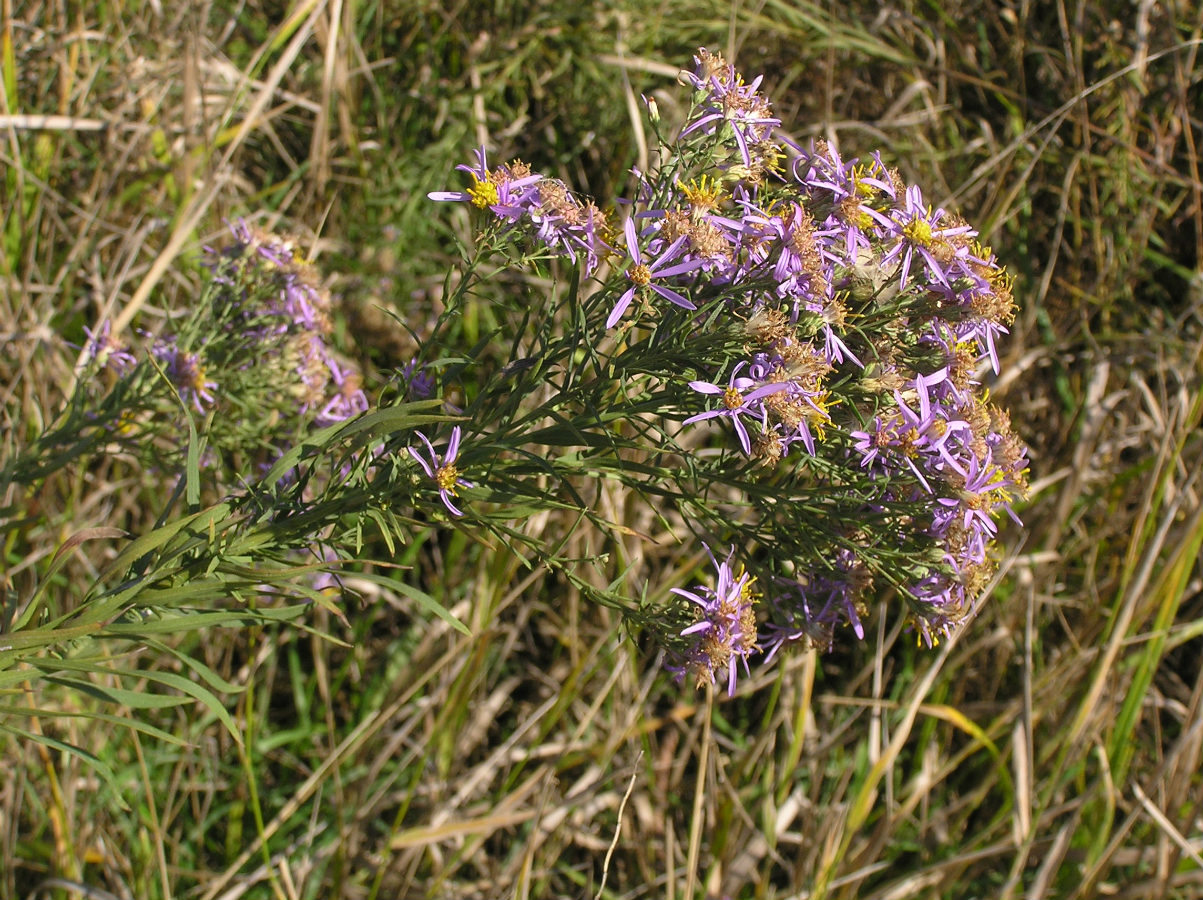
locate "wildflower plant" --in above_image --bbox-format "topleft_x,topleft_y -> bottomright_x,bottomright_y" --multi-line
11,226 -> 355,500
0,221 -> 456,747
425,48 -> 1029,694
2,49 -> 1029,743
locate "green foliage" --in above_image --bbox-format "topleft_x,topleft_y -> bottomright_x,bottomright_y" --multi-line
2,1 -> 1201,899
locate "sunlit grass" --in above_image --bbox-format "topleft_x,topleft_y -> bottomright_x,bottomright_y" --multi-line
3,1 -> 1201,898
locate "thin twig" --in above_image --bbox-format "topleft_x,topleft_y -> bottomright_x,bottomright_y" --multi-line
595,751 -> 643,900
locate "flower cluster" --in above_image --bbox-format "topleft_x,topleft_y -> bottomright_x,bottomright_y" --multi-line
81,320 -> 137,375
83,221 -> 369,441
206,220 -> 369,428
679,47 -> 783,180
429,149 -> 611,274
76,222 -> 383,598
428,48 -> 1028,692
668,547 -> 760,696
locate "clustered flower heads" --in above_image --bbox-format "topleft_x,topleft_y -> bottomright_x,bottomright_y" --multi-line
84,221 -> 369,452
76,222 -> 381,598
203,220 -> 369,430
430,48 -> 1029,694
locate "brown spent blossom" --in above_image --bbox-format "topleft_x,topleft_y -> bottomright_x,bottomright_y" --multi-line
694,48 -> 732,83
537,180 -> 586,226
966,241 -> 1018,327
744,305 -> 790,345
970,275 -> 1017,327
885,166 -> 906,199
763,390 -> 808,430
502,158 -> 533,180
661,209 -> 692,245
774,339 -> 832,387
989,405 -> 1031,496
838,195 -> 876,233
955,394 -> 993,461
688,219 -> 734,262
752,431 -> 785,465
946,339 -> 978,392
658,209 -> 732,263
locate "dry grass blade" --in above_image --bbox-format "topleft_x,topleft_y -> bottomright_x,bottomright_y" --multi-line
5,3 -> 1203,899
111,0 -> 325,337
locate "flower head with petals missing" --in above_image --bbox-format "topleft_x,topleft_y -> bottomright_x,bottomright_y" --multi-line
606,217 -> 706,329
81,320 -> 137,374
427,147 -> 542,218
400,359 -> 437,401
409,426 -> 473,517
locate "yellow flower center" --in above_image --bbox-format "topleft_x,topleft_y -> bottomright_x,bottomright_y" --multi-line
628,263 -> 652,286
467,175 -> 499,209
114,409 -> 137,436
680,174 -> 726,212
734,567 -> 759,605
189,362 -> 209,393
436,464 -> 461,494
722,386 -> 743,410
902,215 -> 935,247
851,167 -> 878,199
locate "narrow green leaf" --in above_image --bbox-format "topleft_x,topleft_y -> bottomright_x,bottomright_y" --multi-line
16,527 -> 127,631
351,572 -> 470,636
185,414 -> 202,508
0,705 -> 186,745
99,502 -> 233,584
29,660 -> 244,743
0,723 -> 127,809
40,675 -> 192,710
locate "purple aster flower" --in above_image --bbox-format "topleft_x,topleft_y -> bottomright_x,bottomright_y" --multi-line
430,151 -> 612,273
877,185 -> 976,293
81,320 -> 137,374
851,369 -> 969,491
315,359 -> 369,426
743,346 -> 834,457
277,277 -> 326,333
408,425 -> 472,517
738,202 -> 838,291
522,180 -> 612,274
934,447 -> 1022,537
906,572 -> 969,647
790,143 -> 897,259
401,359 -> 437,401
850,412 -> 897,472
762,549 -> 871,661
427,146 -> 542,218
793,143 -> 897,205
683,362 -> 788,455
937,280 -> 1013,375
669,546 -> 760,696
605,217 -> 706,329
152,340 -> 216,414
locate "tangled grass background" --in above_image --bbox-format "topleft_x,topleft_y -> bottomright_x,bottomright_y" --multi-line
2,3 -> 1201,898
